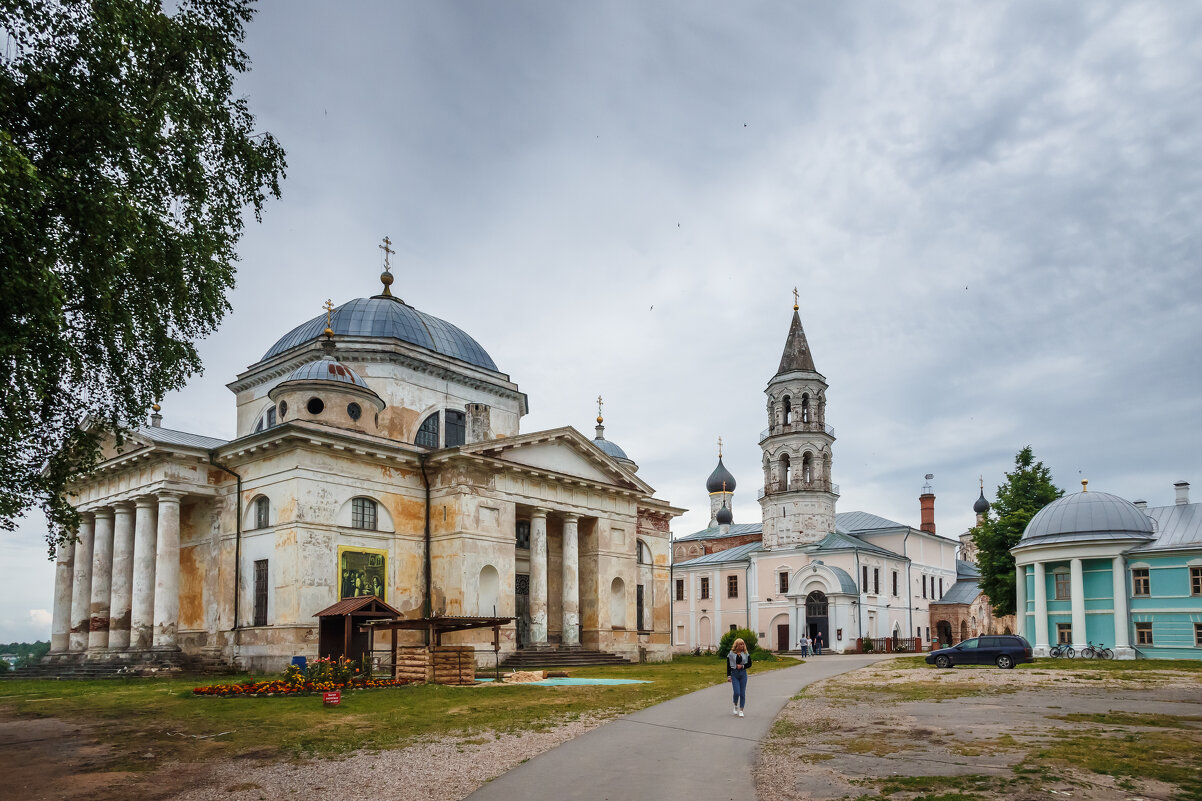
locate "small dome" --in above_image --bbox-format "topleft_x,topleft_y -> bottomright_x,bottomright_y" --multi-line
706,457 -> 736,494
973,490 -> 990,515
1018,491 -> 1154,547
716,502 -> 733,525
281,358 -> 370,389
594,436 -> 629,461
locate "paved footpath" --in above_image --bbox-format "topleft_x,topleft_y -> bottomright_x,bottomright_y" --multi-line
467,654 -> 887,801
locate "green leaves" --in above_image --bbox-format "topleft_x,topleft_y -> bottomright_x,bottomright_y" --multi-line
0,0 -> 285,551
972,447 -> 1063,616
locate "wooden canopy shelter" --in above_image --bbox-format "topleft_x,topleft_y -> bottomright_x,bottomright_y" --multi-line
362,614 -> 516,680
313,595 -> 404,662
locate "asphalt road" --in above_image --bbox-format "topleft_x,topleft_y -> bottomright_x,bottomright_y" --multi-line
466,653 -> 887,801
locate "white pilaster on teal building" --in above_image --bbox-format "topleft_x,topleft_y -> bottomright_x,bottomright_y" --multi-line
1012,480 -> 1202,660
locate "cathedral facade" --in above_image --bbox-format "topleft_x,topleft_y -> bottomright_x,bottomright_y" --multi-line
48,269 -> 682,671
671,305 -> 960,654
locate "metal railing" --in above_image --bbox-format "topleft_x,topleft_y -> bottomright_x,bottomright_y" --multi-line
759,422 -> 835,443
757,482 -> 839,500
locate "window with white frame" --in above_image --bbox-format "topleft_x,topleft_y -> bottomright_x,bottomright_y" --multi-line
1054,571 -> 1071,600
779,571 -> 789,594
1132,568 -> 1150,596
1135,622 -> 1153,645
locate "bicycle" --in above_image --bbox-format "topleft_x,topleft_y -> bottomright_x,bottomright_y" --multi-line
1080,641 -> 1114,659
1049,643 -> 1075,659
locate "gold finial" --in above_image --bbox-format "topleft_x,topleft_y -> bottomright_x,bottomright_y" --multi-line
151,402 -> 161,413
979,475 -> 984,491
323,298 -> 335,337
718,435 -> 723,459
1081,479 -> 1088,492
596,395 -> 604,424
792,286 -> 799,311
378,236 -> 396,297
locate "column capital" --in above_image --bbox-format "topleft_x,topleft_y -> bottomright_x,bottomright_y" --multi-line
93,507 -> 115,520
156,490 -> 186,503
531,508 -> 548,520
134,495 -> 158,509
563,512 -> 580,524
113,500 -> 136,513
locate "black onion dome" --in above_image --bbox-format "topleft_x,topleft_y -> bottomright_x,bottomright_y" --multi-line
706,457 -> 737,493
973,490 -> 990,515
716,502 -> 733,525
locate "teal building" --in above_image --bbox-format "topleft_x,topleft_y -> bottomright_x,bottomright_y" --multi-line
1011,481 -> 1201,659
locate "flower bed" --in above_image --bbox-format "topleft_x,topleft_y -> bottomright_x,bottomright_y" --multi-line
193,656 -> 414,697
193,677 -> 413,697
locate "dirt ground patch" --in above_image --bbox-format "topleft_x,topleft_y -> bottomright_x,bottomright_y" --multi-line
0,712 -> 609,801
756,659 -> 1202,801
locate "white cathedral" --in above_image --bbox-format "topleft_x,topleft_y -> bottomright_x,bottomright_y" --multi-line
47,264 -> 682,671
671,303 -> 961,653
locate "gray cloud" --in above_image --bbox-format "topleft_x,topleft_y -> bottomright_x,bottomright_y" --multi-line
3,1 -> 1200,640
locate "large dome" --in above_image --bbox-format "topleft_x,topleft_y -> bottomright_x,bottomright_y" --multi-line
263,296 -> 498,371
1018,491 -> 1154,547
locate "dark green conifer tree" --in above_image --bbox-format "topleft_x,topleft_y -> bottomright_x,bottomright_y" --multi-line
972,447 -> 1063,616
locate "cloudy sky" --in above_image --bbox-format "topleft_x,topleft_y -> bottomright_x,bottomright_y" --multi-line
3,1 -> 1201,641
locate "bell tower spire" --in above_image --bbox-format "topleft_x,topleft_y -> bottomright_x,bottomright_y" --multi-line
759,298 -> 837,548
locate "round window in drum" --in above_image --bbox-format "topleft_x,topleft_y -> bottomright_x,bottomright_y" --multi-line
306,397 -> 324,415
278,400 -> 288,420
347,402 -> 362,421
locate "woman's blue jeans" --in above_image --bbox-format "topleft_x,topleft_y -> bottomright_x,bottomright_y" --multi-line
730,669 -> 748,708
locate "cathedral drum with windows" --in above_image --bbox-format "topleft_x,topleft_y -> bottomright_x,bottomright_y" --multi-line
47,263 -> 683,672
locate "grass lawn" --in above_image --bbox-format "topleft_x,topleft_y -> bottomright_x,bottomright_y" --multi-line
0,654 -> 797,767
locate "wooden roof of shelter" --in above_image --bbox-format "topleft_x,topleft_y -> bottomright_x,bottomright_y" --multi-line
362,614 -> 515,634
313,595 -> 403,618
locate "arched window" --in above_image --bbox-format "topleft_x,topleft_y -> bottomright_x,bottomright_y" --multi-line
351,497 -> 378,530
802,453 -> 813,483
782,395 -> 792,425
445,409 -> 466,447
253,496 -> 269,530
801,394 -> 810,424
780,454 -> 791,490
415,413 -> 440,448
805,590 -> 828,617
637,540 -> 651,564
254,405 -> 277,433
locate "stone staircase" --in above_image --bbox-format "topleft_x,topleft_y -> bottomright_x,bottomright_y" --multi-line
499,648 -> 633,670
3,650 -> 235,680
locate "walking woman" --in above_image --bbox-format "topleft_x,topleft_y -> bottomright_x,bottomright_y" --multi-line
726,638 -> 752,717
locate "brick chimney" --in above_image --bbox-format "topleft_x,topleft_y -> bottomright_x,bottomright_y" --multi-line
919,491 -> 936,534
466,403 -> 491,444
1174,481 -> 1190,506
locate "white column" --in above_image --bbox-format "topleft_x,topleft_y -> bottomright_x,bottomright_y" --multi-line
107,502 -> 136,649
50,536 -> 75,653
561,514 -> 580,647
152,492 -> 183,649
1014,562 -> 1027,642
130,497 -> 158,649
528,509 -> 548,646
712,568 -> 722,644
1111,556 -> 1131,652
1033,561 -> 1050,653
88,509 -> 115,651
1069,558 -> 1087,649
69,514 -> 95,652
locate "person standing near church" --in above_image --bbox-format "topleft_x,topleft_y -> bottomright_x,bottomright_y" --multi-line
815,633 -> 823,655
726,638 -> 752,717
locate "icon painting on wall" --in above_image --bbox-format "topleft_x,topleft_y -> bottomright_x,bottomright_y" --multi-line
340,549 -> 386,600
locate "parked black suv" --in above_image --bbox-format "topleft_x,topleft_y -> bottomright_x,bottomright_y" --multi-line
925,634 -> 1033,669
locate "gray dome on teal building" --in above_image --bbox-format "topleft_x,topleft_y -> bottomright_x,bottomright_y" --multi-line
263,296 -> 499,372
1018,490 -> 1154,547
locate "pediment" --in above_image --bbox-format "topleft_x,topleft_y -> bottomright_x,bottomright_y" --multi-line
459,427 -> 653,494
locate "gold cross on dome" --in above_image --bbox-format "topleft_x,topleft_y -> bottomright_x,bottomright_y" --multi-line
792,286 -> 799,310
324,298 -> 334,327
379,235 -> 395,272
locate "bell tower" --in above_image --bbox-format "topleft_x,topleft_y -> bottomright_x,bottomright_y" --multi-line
759,293 -> 838,548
